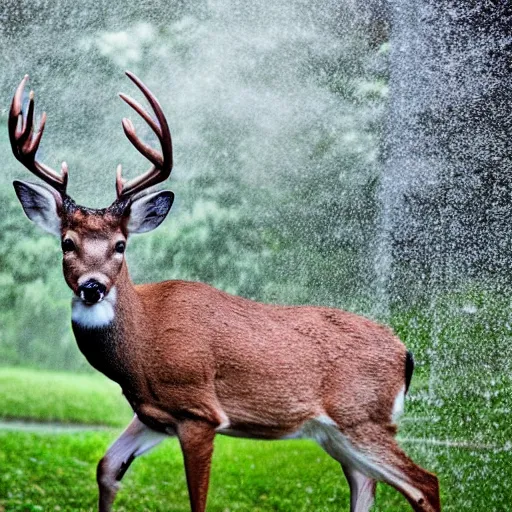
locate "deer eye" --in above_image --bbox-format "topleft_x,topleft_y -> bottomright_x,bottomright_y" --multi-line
61,238 -> 76,253
115,241 -> 126,254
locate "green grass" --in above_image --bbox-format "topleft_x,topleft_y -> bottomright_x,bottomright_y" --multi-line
0,367 -> 131,427
0,427 -> 508,511
0,431 -> 402,512
0,366 -> 511,511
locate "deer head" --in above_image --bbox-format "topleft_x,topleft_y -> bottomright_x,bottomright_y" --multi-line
10,72 -> 174,305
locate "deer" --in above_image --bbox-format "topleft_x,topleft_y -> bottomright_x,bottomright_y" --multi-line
9,72 -> 441,512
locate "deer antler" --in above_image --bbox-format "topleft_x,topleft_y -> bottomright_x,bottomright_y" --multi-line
116,71 -> 173,199
9,75 -> 68,194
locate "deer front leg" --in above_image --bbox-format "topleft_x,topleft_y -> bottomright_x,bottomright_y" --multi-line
177,420 -> 216,512
97,415 -> 169,512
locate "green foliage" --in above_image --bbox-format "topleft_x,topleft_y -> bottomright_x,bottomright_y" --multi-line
0,6 -> 389,370
391,281 -> 512,374
129,198 -> 269,298
0,190 -> 83,370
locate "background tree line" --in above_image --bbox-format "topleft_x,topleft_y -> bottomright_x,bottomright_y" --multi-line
0,0 -> 509,374
0,0 -> 388,370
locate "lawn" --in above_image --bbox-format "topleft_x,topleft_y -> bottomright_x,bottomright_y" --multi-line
0,368 -> 130,427
0,367 -> 510,511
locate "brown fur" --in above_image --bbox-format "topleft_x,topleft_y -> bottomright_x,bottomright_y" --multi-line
128,277 -> 405,435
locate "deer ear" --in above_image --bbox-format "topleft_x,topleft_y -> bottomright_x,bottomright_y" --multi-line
126,190 -> 174,234
13,180 -> 62,237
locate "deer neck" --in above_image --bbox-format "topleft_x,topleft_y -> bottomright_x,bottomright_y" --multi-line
71,262 -> 143,382
108,261 -> 142,331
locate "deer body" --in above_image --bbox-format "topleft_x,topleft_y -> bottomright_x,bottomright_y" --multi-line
10,73 -> 441,512
73,267 -> 406,438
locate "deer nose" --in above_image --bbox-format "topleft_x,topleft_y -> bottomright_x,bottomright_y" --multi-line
78,279 -> 107,304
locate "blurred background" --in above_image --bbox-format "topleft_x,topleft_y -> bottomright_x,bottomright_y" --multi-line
0,1 -> 511,510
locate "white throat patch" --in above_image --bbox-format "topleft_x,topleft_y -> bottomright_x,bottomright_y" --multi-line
72,287 -> 117,328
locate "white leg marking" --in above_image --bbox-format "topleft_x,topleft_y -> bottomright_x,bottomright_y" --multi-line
342,465 -> 376,512
279,414 -> 336,441
292,416 -> 425,505
98,415 -> 169,511
99,415 -> 168,488
215,414 -> 231,432
72,287 -> 117,328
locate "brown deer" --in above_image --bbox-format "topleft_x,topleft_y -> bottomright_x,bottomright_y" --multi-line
10,72 -> 441,512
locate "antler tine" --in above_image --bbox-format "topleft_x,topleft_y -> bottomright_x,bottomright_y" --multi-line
119,93 -> 161,138
121,117 -> 164,167
116,71 -> 173,199
18,87 -> 35,147
9,75 -> 68,194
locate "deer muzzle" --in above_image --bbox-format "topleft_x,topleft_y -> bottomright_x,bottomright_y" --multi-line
78,279 -> 107,305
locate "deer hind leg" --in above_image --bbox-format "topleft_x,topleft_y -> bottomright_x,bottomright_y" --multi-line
341,463 -> 376,512
317,420 -> 440,512
97,415 -> 169,512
